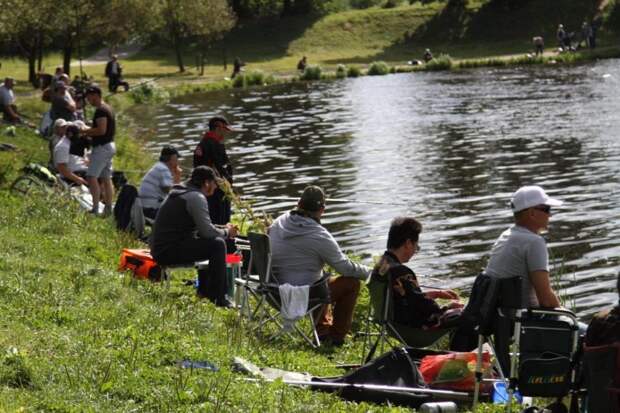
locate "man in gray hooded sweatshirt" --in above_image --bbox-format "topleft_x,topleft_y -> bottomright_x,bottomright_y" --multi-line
269,186 -> 371,345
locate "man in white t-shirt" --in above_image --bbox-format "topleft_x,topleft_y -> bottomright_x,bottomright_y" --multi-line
138,145 -> 182,219
0,77 -> 20,123
484,185 -> 563,308
53,121 -> 88,186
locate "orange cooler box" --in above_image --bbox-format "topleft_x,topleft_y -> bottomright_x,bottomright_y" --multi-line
118,248 -> 163,281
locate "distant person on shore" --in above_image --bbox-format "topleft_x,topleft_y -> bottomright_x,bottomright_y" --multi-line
139,145 -> 182,219
151,166 -> 238,307
104,54 -> 129,93
590,16 -> 601,49
580,21 -> 592,49
423,49 -> 433,63
231,57 -> 245,79
53,122 -> 89,187
82,85 -> 116,216
0,77 -> 21,124
297,56 -> 307,72
193,116 -> 234,225
532,36 -> 544,56
557,24 -> 567,50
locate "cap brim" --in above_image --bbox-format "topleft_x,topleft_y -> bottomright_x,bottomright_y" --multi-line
544,198 -> 563,207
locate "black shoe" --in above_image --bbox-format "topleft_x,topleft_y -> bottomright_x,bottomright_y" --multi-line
215,298 -> 235,309
318,335 -> 345,347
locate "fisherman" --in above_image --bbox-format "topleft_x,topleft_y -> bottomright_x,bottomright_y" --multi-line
231,57 -> 245,79
580,21 -> 592,49
82,85 -> 116,216
0,77 -> 21,123
193,116 -> 234,225
372,217 -> 477,350
151,166 -> 238,307
423,49 -> 433,63
49,81 -> 77,123
557,24 -> 567,50
297,56 -> 307,72
53,122 -> 89,187
532,36 -> 544,56
104,54 -> 129,93
139,145 -> 182,219
485,185 -> 564,309
269,185 -> 371,346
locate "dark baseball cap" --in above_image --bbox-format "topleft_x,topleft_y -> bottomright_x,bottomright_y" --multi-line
160,145 -> 180,158
85,85 -> 102,96
208,116 -> 233,131
298,185 -> 326,212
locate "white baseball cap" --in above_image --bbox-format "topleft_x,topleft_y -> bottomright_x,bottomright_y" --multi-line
54,118 -> 70,129
511,185 -> 563,213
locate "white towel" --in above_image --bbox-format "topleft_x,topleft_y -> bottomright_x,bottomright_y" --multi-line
278,283 -> 310,332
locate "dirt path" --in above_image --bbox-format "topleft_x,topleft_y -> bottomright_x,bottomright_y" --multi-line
71,43 -> 143,67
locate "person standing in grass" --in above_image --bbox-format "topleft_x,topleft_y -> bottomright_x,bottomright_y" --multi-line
297,56 -> 307,72
193,116 -> 234,225
104,54 -> 129,93
82,85 -> 116,216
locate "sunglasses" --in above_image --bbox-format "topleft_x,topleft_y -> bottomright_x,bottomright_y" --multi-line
532,205 -> 551,214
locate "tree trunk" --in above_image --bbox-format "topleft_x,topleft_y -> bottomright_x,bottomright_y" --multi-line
63,44 -> 73,76
36,33 -> 43,73
173,35 -> 185,73
28,53 -> 37,87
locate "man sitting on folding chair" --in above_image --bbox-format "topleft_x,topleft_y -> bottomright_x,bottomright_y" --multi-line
269,185 -> 371,346
372,216 -> 477,351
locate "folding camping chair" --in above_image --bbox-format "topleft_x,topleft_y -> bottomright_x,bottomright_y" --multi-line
470,273 -> 582,413
583,342 -> 620,413
362,273 -> 453,363
236,232 -> 330,348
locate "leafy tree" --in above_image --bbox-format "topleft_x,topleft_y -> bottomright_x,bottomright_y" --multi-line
154,0 -> 236,73
0,0 -> 55,86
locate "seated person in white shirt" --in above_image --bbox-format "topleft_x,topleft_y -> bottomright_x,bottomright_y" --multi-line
53,122 -> 89,186
138,145 -> 182,219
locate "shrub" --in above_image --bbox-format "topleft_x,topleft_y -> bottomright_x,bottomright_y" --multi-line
1,347 -> 34,389
347,65 -> 361,77
300,65 -> 322,80
367,61 -> 390,76
383,0 -> 398,7
128,82 -> 170,104
233,70 -> 267,88
336,64 -> 347,79
424,54 -> 453,71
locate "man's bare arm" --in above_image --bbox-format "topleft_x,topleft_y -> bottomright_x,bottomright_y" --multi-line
530,270 -> 561,308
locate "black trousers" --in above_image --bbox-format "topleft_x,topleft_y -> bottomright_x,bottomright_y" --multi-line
108,75 -> 129,92
206,188 -> 231,225
155,237 -> 227,304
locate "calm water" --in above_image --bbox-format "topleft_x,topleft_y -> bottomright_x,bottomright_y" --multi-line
131,60 -> 620,318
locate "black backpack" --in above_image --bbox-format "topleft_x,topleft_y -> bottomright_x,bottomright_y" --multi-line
113,184 -> 138,230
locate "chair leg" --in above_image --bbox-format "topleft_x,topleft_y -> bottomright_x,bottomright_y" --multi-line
473,334 -> 485,412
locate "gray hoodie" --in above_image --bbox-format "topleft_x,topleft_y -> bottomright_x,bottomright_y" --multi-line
269,211 -> 370,286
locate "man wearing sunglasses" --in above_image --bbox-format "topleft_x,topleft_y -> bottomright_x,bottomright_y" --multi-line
484,185 -> 563,309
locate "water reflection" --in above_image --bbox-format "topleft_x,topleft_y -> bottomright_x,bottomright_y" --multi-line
131,59 -> 620,318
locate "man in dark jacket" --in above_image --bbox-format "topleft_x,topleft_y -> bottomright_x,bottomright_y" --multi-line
193,116 -> 234,225
372,217 -> 477,350
104,55 -> 129,93
151,166 -> 238,307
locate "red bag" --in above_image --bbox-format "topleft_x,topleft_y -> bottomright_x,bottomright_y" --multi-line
420,351 -> 492,391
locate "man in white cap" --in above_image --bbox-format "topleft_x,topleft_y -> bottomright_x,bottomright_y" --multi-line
484,185 -> 563,309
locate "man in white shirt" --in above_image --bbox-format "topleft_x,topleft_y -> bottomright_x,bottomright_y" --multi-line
0,77 -> 20,123
139,145 -> 182,219
53,121 -> 88,186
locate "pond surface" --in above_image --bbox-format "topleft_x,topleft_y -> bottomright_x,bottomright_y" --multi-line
131,60 -> 620,318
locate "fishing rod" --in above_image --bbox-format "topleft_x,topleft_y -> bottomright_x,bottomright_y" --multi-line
240,195 -> 411,207
242,377 -> 470,399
